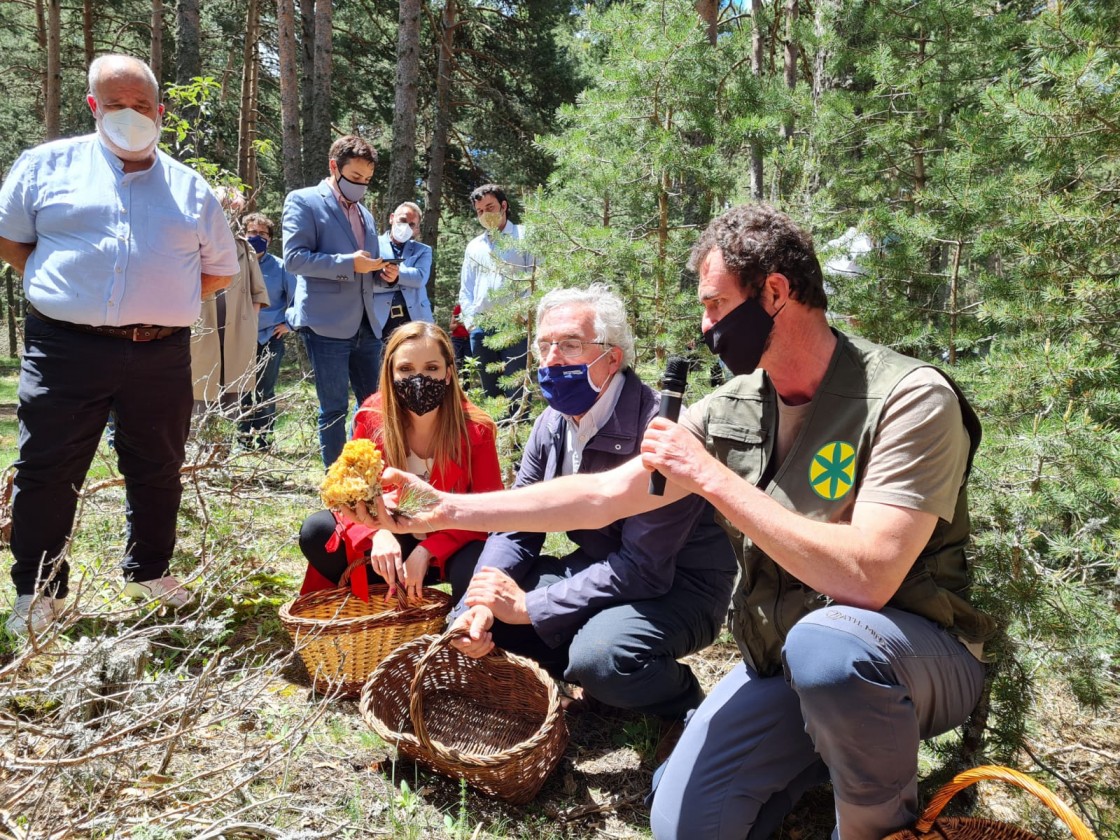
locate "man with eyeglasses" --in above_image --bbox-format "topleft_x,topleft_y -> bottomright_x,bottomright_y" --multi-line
448,284 -> 736,732
282,135 -> 391,466
367,206 -> 994,839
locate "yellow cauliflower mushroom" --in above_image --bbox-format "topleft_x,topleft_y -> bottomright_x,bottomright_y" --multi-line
319,439 -> 385,509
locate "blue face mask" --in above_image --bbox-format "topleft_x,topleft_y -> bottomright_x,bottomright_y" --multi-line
537,351 -> 611,416
247,235 -> 268,255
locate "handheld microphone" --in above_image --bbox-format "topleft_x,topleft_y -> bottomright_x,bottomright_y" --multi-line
648,356 -> 690,496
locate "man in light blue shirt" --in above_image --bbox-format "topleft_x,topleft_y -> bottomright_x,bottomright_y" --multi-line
239,211 -> 296,450
458,184 -> 536,403
0,54 -> 239,636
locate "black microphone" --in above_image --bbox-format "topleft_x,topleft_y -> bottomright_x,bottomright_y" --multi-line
648,356 -> 690,496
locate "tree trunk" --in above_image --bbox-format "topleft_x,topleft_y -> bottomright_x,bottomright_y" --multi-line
299,1 -> 316,183
150,0 -> 164,84
749,0 -> 764,199
311,0 -> 333,153
780,0 -> 798,142
276,0 -> 303,191
912,33 -> 927,196
300,0 -> 332,185
176,0 -> 201,85
44,0 -> 61,140
421,0 -> 458,287
947,239 -> 961,366
694,0 -> 717,46
237,0 -> 261,196
34,0 -> 45,51
82,0 -> 95,67
387,0 -> 423,215
176,0 -> 201,129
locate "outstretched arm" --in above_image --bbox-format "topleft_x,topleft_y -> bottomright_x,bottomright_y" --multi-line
359,454 -> 686,536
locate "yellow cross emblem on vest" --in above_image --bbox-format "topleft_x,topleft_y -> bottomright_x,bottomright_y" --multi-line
809,441 -> 855,500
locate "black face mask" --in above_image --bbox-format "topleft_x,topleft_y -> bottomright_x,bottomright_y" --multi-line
393,373 -> 448,416
702,296 -> 781,376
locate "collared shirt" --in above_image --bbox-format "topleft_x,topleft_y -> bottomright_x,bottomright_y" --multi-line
0,134 -> 238,327
256,252 -> 297,344
325,177 -> 366,249
458,220 -> 536,328
458,368 -> 737,645
561,369 -> 626,476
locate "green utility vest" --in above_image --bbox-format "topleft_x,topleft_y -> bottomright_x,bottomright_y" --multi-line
702,331 -> 997,677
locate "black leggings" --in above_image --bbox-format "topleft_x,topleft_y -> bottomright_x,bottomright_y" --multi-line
298,509 -> 482,604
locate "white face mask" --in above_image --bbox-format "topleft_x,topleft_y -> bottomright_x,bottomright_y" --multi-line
391,221 -> 414,243
97,107 -> 160,159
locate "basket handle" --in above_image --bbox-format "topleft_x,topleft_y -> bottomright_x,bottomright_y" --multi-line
916,765 -> 1096,839
407,627 -> 464,752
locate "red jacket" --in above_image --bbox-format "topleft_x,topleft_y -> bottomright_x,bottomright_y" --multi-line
300,392 -> 504,595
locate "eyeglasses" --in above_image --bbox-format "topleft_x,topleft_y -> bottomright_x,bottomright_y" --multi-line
245,230 -> 270,238
535,338 -> 611,359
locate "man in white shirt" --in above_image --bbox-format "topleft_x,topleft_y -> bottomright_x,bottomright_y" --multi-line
457,184 -> 536,402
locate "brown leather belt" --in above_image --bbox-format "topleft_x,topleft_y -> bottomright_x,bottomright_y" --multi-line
27,304 -> 185,342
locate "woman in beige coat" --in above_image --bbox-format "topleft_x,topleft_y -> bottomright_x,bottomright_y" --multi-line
191,188 -> 270,410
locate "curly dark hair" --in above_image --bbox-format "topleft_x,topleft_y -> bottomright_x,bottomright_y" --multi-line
469,184 -> 508,208
688,204 -> 828,310
329,135 -> 378,170
241,212 -> 274,237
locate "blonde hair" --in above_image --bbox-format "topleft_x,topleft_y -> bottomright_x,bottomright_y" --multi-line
359,322 -> 495,481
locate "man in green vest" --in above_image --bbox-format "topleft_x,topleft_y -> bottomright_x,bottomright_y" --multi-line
357,203 -> 996,840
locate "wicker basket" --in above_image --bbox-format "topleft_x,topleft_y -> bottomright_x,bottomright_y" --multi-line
359,628 -> 569,804
882,765 -> 1097,840
279,585 -> 450,698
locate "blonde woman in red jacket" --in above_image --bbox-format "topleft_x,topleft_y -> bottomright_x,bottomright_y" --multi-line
298,321 -> 503,601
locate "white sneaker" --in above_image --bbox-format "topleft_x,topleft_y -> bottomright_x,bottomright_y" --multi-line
6,593 -> 64,636
122,575 -> 192,608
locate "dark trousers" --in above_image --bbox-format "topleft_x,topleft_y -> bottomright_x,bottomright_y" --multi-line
451,335 -> 471,367
485,553 -> 733,719
469,327 -> 527,402
239,333 -> 286,445
298,509 -> 481,604
10,315 -> 193,597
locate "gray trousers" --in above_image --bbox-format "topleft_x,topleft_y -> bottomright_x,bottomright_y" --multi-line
649,606 -> 986,840
486,554 -> 734,719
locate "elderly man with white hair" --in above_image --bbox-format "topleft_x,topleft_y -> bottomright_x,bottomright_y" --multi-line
449,284 -> 736,730
0,53 -> 239,635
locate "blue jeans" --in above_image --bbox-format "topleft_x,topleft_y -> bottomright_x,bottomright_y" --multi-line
649,607 -> 986,840
10,315 -> 194,596
469,326 -> 527,401
239,334 -> 286,445
300,320 -> 382,467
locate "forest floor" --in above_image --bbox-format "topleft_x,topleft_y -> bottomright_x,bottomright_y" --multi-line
0,353 -> 1115,839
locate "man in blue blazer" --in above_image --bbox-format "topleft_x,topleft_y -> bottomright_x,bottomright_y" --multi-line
374,201 -> 434,337
282,135 -> 391,467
